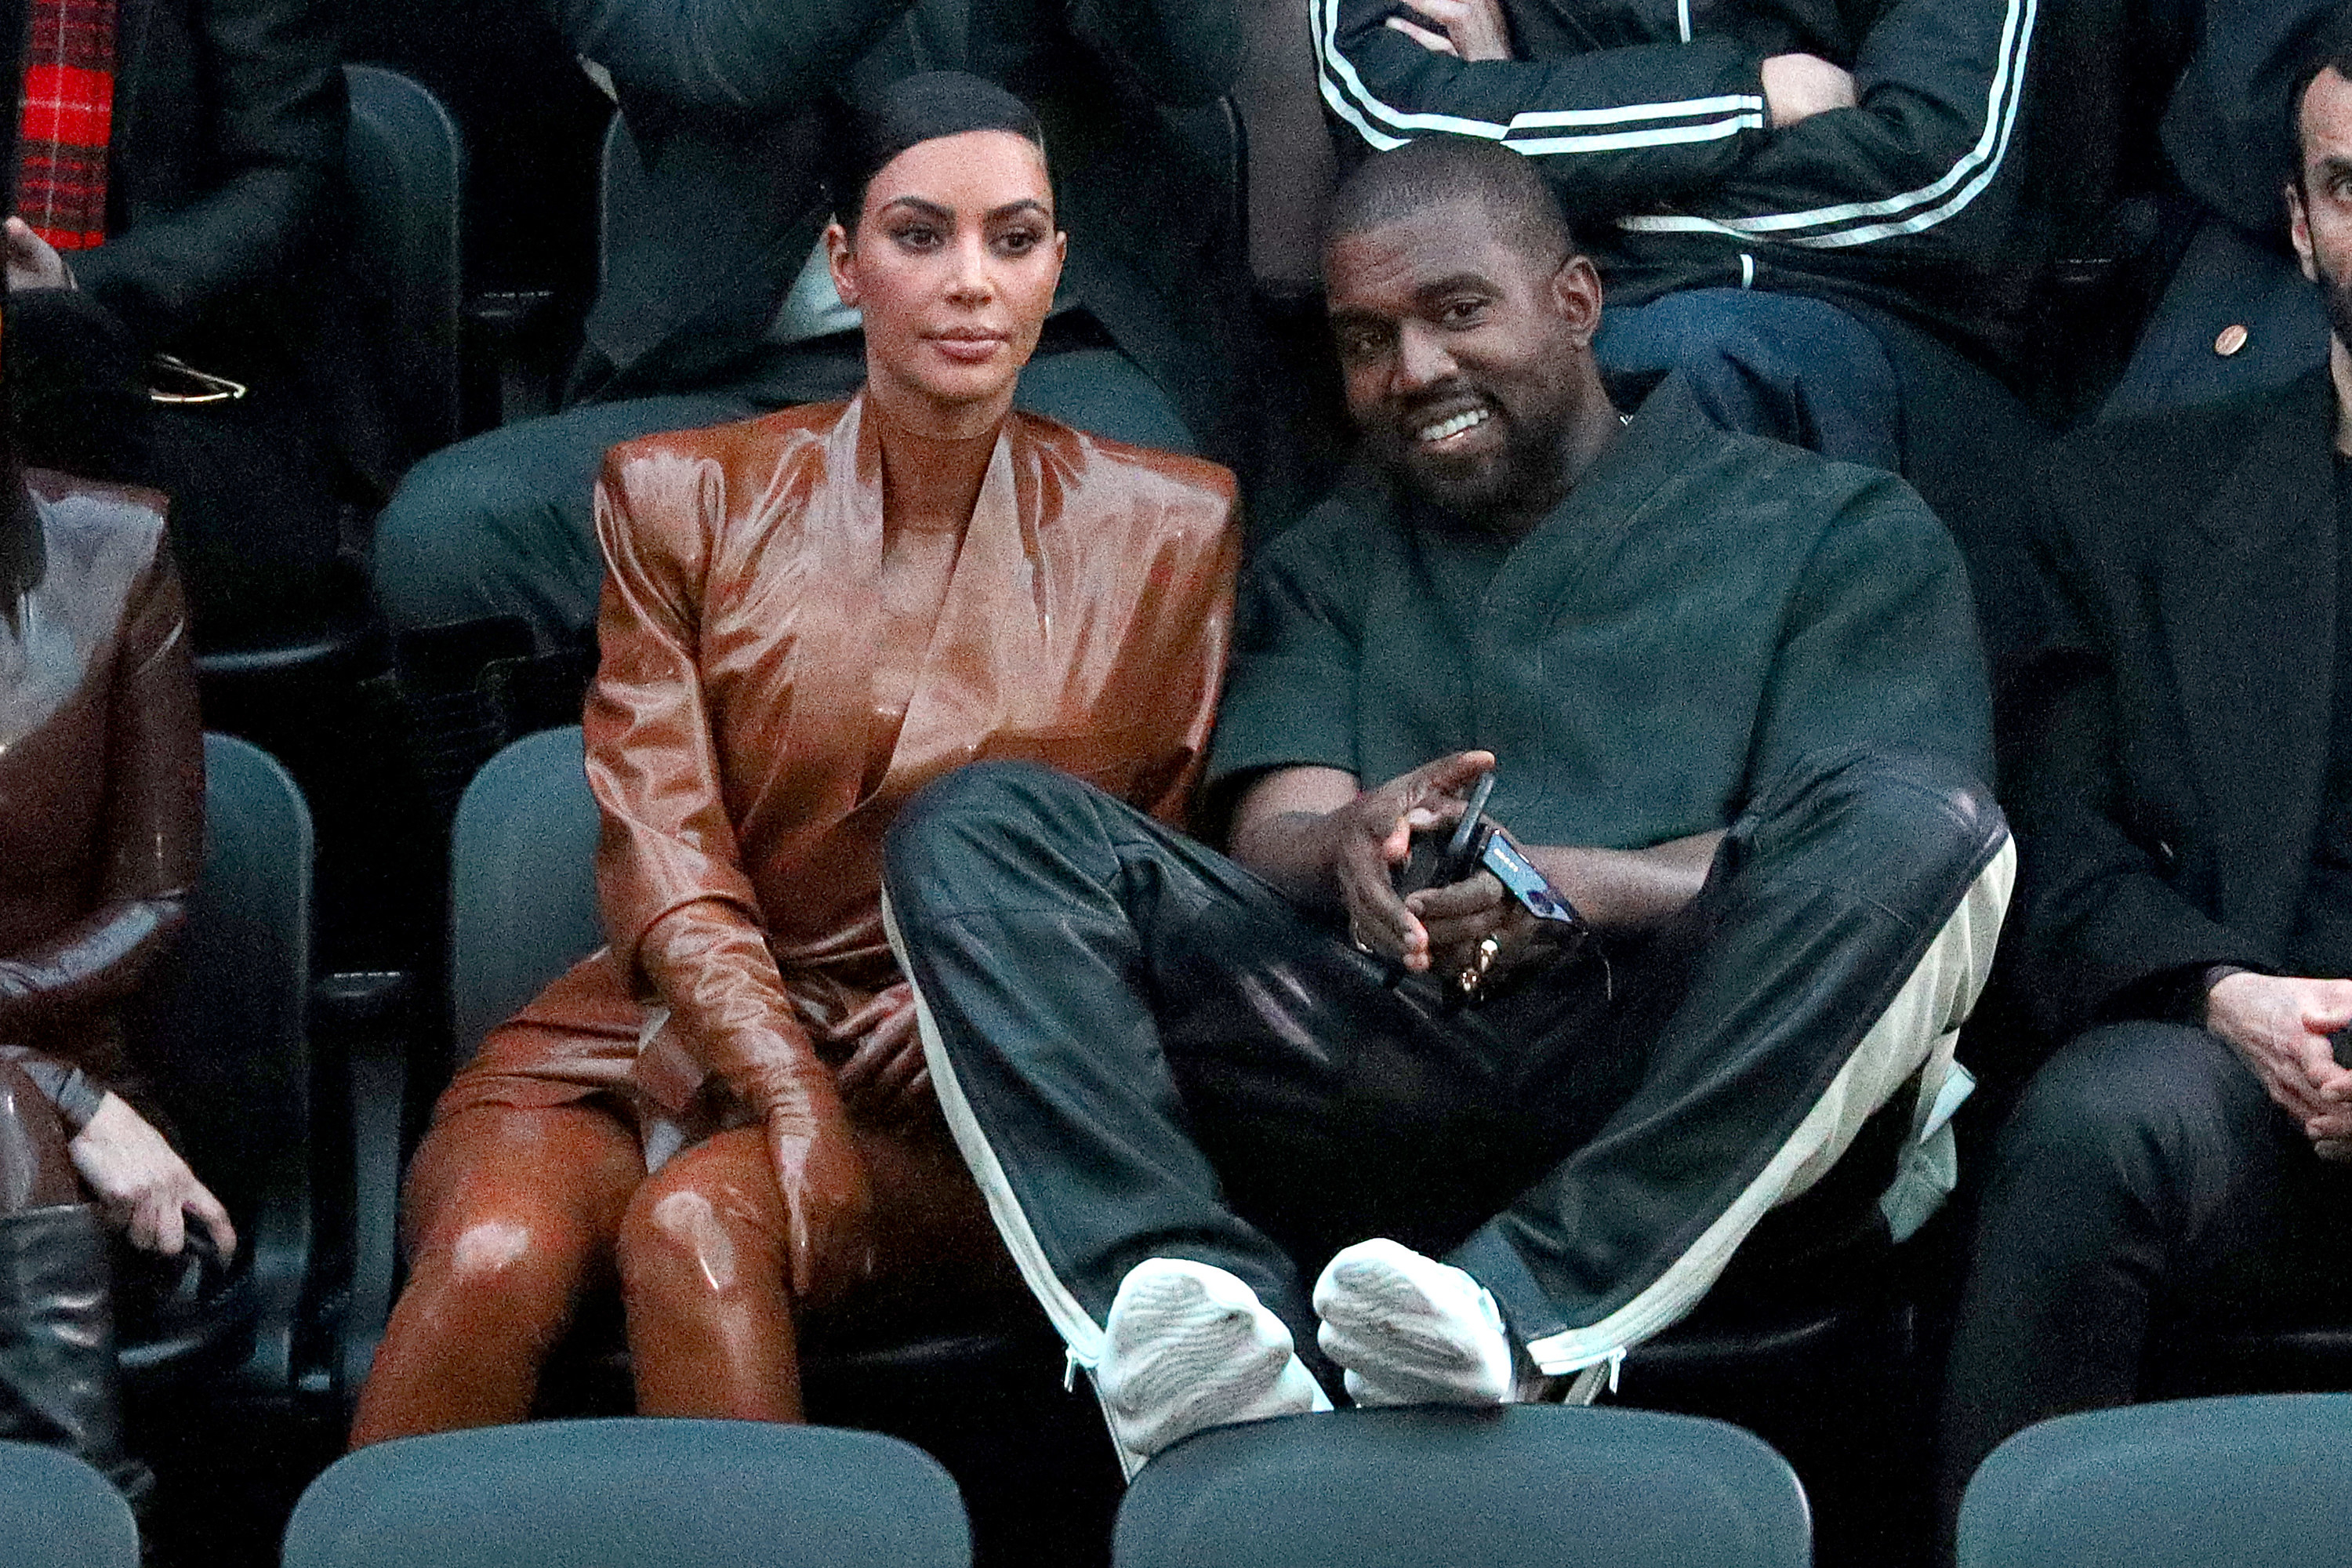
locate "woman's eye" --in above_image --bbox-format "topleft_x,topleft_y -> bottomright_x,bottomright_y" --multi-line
892,224 -> 942,251
996,228 -> 1044,255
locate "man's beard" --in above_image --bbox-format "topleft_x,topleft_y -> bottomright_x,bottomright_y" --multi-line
1376,388 -> 1574,528
2322,256 -> 2352,356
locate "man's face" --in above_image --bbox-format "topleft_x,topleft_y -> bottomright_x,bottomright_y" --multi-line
2289,66 -> 2352,351
1324,200 -> 1602,524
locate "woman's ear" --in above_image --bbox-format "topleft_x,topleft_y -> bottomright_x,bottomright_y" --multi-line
824,220 -> 861,308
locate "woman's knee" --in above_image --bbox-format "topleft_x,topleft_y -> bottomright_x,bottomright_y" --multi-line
615,1138 -> 786,1305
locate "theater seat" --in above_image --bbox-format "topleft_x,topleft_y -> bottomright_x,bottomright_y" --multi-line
282,1418 -> 971,1568
117,734 -> 324,1406
1114,1404 -> 1809,1568
1957,1393 -> 2352,1568
0,1442 -> 140,1568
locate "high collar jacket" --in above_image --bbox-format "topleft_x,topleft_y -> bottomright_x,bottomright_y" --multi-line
2009,369 -> 2345,1039
0,473 -> 202,1080
579,395 -> 1238,1114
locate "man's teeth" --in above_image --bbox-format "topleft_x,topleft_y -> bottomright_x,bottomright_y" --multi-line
1417,407 -> 1490,443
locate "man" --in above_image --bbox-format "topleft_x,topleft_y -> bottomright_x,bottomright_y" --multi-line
1938,16 -> 2352,1527
880,135 -> 2011,1472
1313,0 -> 2049,468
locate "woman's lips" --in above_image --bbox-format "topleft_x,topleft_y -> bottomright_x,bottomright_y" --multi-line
928,332 -> 1007,364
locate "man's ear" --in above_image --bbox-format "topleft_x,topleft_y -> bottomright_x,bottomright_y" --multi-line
824,220 -> 860,308
2289,180 -> 2321,285
1548,253 -> 1604,343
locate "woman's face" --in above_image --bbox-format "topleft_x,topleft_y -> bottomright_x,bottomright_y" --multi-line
828,129 -> 1065,429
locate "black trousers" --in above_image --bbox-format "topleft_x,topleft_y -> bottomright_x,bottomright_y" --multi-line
881,751 -> 2008,1387
1936,1020 -> 2352,1530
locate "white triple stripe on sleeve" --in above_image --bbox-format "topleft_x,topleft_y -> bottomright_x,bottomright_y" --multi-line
1312,0 -> 1764,155
1621,0 -> 2036,246
1313,0 -> 2035,249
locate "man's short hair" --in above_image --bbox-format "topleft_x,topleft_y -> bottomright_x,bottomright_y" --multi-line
2287,5 -> 2352,182
1323,136 -> 1578,267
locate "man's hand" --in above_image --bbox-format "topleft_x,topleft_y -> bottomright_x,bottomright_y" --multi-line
69,1094 -> 237,1258
4,216 -> 71,292
1761,53 -> 1857,128
764,1102 -> 875,1309
1319,751 -> 1497,974
826,982 -> 932,1122
2205,972 -> 2352,1155
1385,0 -> 1513,60
1409,868 -> 1542,986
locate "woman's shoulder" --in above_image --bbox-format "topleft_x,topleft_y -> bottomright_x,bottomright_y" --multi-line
1010,411 -> 1238,521
601,401 -> 851,491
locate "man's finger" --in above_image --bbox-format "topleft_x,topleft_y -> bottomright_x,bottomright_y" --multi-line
1405,750 -> 1497,803
1385,16 -> 1459,53
1407,871 -> 1507,921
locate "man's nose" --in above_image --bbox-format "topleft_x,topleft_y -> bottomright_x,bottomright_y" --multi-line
1391,323 -> 1456,394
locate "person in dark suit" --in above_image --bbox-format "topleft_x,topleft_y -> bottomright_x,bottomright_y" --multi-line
371,0 -> 1259,652
1936,16 -> 2352,1533
3,0 -> 347,641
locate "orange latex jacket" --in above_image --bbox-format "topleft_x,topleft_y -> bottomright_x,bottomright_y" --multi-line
452,396 -> 1239,1123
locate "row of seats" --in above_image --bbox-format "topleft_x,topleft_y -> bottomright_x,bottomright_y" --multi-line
15,1395 -> 2350,1568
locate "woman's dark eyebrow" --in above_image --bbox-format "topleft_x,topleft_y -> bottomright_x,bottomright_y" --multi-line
875,197 -> 1051,223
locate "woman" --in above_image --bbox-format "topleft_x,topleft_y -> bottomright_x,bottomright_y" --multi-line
0,456 -> 238,1497
350,72 -> 1240,1441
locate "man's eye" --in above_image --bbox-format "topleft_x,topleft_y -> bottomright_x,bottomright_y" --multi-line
1438,298 -> 1488,326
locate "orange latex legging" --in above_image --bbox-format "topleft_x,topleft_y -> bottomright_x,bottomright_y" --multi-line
347,1094 -> 1008,1446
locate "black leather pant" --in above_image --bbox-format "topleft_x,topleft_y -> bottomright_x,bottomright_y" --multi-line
1936,1021 -> 2352,1535
883,751 -> 2007,1383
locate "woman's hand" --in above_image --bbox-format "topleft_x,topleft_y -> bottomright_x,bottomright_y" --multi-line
67,1094 -> 236,1257
764,1101 -> 875,1310
826,983 -> 932,1121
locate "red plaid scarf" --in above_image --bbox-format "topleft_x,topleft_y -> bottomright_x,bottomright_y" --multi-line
16,0 -> 115,251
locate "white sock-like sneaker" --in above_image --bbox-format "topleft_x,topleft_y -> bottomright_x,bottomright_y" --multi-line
1096,1258 -> 1330,1468
1313,1237 -> 1516,1407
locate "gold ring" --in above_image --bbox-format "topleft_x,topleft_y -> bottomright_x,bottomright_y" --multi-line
1457,935 -> 1503,996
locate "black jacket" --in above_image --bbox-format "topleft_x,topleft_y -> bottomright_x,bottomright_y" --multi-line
2009,370 -> 2339,1040
1316,0 -> 2047,364
65,0 -> 345,368
558,0 -> 1256,474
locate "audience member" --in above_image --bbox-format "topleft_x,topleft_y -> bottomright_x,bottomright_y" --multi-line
0,431 -> 238,1501
880,136 -> 2012,1475
347,75 -> 1240,1445
370,0 -> 1254,652
5,0 -> 347,642
2100,0 -> 2335,416
1314,0 -> 2046,468
1936,16 -> 2352,1534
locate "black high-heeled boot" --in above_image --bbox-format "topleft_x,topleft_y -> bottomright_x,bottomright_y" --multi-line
0,1202 -> 151,1504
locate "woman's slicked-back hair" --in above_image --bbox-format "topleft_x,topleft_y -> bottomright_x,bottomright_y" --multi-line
828,71 -> 1047,228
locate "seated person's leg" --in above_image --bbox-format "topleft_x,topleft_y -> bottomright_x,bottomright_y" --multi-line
1012,347 -> 1197,456
348,1099 -> 643,1446
881,761 -> 1352,1464
1447,751 -> 2011,1379
1595,289 -> 1904,470
1934,1019 -> 2352,1530
615,1114 -> 1017,1422
371,392 -> 763,650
